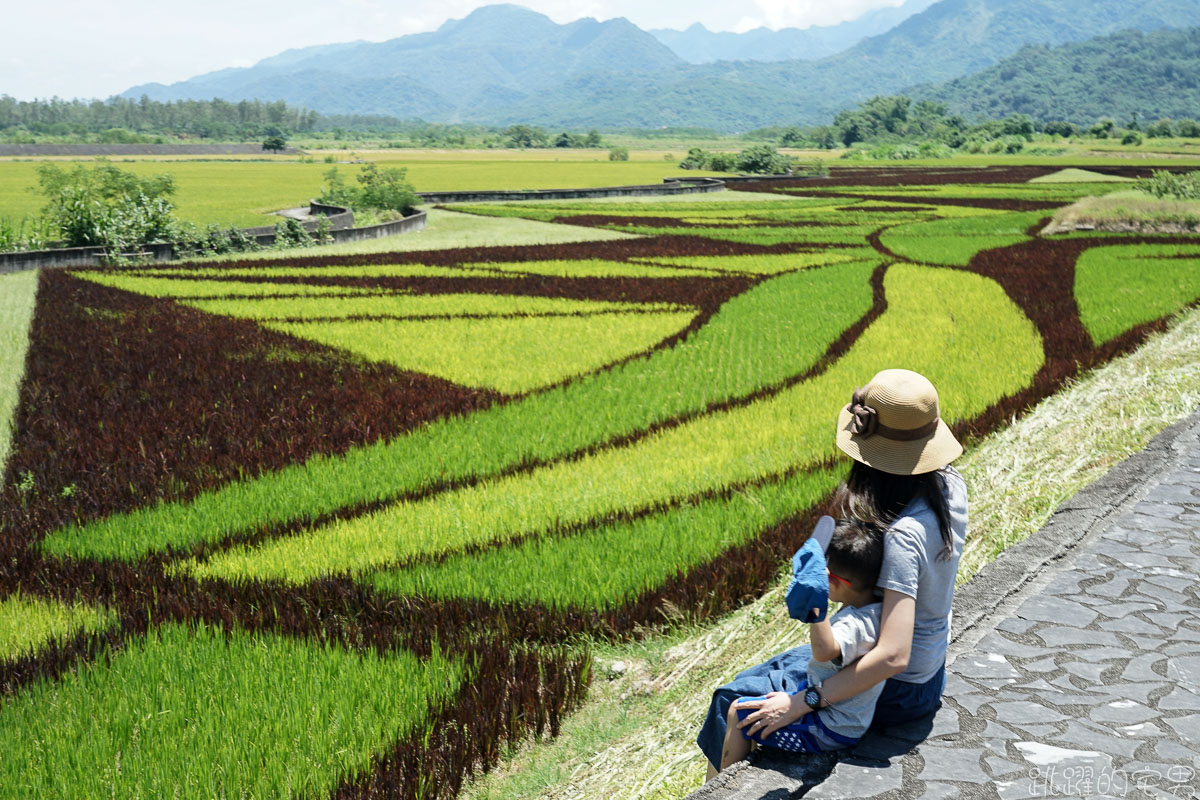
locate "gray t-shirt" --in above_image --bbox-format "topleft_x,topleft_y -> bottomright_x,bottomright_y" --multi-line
809,602 -> 885,740
876,466 -> 968,683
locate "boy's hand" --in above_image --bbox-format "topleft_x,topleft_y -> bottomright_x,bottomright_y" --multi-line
734,692 -> 809,738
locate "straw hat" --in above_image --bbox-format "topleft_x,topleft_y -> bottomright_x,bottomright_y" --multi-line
835,369 -> 962,475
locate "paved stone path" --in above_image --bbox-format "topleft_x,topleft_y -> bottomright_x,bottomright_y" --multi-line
689,409 -> 1200,799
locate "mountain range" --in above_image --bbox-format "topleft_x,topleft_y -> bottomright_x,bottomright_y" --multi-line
123,0 -> 1200,130
646,0 -> 940,63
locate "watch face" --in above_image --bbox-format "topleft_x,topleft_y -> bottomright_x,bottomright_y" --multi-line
805,687 -> 821,708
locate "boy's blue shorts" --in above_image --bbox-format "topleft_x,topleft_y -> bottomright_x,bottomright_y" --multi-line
733,682 -> 859,754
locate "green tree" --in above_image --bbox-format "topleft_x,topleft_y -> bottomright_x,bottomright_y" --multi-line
262,135 -> 288,153
736,144 -> 792,174
36,161 -> 177,258
608,146 -> 629,161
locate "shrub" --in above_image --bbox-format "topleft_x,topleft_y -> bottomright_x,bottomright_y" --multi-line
1136,170 -> 1200,200
735,144 -> 792,174
318,164 -> 420,216
36,162 -> 177,260
273,218 -> 313,249
608,146 -> 629,161
1121,131 -> 1144,146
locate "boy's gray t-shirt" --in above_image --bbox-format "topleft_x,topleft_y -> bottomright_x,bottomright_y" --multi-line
876,466 -> 968,684
809,602 -> 885,740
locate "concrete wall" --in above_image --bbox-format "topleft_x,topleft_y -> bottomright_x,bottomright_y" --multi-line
418,177 -> 725,204
0,211 -> 425,273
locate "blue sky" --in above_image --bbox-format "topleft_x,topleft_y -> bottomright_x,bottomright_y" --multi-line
4,0 -> 909,101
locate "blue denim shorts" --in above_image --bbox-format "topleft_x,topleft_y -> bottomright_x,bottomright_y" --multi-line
733,682 -> 859,753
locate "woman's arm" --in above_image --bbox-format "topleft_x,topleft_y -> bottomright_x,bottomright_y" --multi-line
739,590 -> 915,738
818,589 -> 914,705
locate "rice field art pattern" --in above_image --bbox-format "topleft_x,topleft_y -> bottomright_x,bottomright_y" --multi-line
3,164 -> 1199,799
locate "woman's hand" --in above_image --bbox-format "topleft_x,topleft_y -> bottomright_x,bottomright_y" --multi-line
734,692 -> 811,739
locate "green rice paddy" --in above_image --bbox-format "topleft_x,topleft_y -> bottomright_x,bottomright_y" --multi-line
0,593 -> 115,662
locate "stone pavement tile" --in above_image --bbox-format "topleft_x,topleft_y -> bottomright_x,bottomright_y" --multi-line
1122,512 -> 1191,531
916,783 -> 960,800
1072,552 -> 1118,573
1022,656 -> 1059,673
1101,614 -> 1169,635
986,755 -> 1026,778
1011,722 -> 1060,737
1154,738 -> 1200,761
1090,699 -> 1162,725
917,746 -> 990,784
845,734 -> 916,765
1167,656 -> 1200,687
1133,584 -> 1195,608
1091,601 -> 1160,618
997,617 -> 1038,634
1013,742 -> 1114,795
943,672 -> 976,699
948,693 -> 991,714
1080,572 -> 1132,598
1118,552 -> 1182,570
954,652 -> 1022,680
1107,526 -> 1164,546
1012,678 -> 1060,693
995,777 -> 1049,800
1048,720 -> 1141,758
1142,573 -> 1194,591
1091,539 -> 1141,558
1061,660 -> 1114,684
976,631 -> 1051,658
983,720 -> 1019,740
927,708 -> 961,741
1065,646 -> 1131,663
1133,501 -> 1190,520
1145,611 -> 1194,630
1169,629 -> 1200,645
1166,642 -> 1200,657
1165,713 -> 1200,744
1014,595 -> 1098,626
1119,762 -> 1200,798
1088,682 -> 1170,703
1144,484 -> 1199,505
799,761 -> 900,799
1120,653 -> 1167,682
1039,691 -> 1120,708
1042,572 -> 1088,596
1111,719 -> 1166,738
968,677 -> 1021,690
1159,686 -> 1200,710
1036,626 -> 1122,648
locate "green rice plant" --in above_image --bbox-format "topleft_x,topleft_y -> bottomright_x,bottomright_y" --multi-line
458,258 -> 713,278
632,248 -> 876,275
184,293 -> 686,322
135,263 -> 504,280
71,271 -> 386,299
264,311 -> 699,393
366,465 -> 844,610
0,593 -> 116,662
182,263 -> 1042,586
878,211 -> 1048,266
43,262 -> 879,563
1075,244 -> 1200,344
0,621 -> 465,799
1,270 -> 38,477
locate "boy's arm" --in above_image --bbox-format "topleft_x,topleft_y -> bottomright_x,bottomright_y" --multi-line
808,613 -> 840,662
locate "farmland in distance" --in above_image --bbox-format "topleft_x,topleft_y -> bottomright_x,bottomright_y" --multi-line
3,163 -> 1200,798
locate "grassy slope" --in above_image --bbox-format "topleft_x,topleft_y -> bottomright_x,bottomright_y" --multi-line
460,301 -> 1200,800
0,270 -> 38,480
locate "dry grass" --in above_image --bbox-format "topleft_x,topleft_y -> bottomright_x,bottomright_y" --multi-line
461,303 -> 1200,800
1043,189 -> 1200,234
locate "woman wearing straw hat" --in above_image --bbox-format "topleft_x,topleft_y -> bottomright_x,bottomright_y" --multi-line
698,368 -> 967,777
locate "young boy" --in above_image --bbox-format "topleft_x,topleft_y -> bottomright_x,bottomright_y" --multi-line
719,518 -> 885,768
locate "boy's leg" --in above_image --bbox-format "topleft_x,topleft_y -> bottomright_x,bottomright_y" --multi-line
720,702 -> 753,770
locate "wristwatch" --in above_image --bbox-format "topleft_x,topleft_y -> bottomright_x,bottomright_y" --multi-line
804,685 -> 823,710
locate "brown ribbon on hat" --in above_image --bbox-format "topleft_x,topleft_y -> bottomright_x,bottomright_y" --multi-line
849,388 -> 940,442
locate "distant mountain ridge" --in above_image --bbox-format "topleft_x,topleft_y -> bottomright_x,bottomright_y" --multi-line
648,0 -> 939,63
121,0 -> 1200,130
913,26 -> 1200,124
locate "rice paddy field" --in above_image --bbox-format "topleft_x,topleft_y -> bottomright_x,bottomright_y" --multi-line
3,162 -> 1200,798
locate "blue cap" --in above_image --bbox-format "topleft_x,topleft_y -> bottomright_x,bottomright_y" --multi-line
784,516 -> 834,623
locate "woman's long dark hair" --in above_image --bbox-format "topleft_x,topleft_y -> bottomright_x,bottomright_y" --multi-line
834,461 -> 955,561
